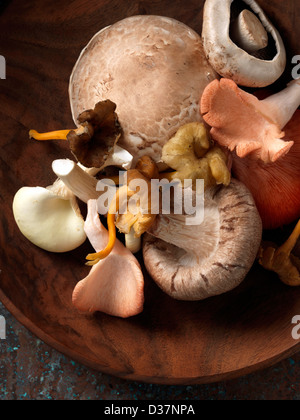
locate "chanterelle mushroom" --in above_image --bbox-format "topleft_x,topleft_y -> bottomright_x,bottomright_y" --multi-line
202,0 -> 286,87
161,122 -> 231,190
259,219 -> 300,287
143,179 -> 262,301
69,15 -> 219,166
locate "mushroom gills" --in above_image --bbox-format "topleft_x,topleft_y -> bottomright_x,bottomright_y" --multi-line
147,199 -> 220,268
143,179 -> 262,301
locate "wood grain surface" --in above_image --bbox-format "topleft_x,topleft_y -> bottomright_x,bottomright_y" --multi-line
0,0 -> 300,384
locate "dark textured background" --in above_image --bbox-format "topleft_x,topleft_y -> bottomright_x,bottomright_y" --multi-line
0,301 -> 299,400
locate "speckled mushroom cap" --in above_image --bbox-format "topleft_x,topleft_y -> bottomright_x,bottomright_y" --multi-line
69,15 -> 218,165
143,179 -> 262,301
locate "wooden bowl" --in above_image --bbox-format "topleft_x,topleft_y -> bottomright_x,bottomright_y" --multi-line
0,0 -> 299,384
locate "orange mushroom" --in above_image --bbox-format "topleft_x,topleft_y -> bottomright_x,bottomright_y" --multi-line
200,78 -> 300,164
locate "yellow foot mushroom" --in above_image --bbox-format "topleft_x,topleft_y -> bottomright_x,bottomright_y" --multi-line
258,220 -> 300,286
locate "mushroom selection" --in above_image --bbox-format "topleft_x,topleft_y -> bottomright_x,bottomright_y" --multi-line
12,10 -> 300,320
202,0 -> 286,87
161,122 -> 231,190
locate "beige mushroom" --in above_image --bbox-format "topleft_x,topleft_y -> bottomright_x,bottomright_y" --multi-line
69,15 -> 218,167
202,0 -> 286,87
143,179 -> 262,301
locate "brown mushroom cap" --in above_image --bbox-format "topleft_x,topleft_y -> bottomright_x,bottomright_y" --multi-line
69,15 -> 218,165
143,179 -> 262,301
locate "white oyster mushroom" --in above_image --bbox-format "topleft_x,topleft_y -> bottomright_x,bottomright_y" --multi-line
12,180 -> 86,253
202,0 -> 286,87
143,179 -> 262,301
69,15 -> 218,166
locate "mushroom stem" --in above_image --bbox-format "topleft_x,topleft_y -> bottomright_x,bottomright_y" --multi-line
202,0 -> 286,87
29,129 -> 71,141
85,211 -> 117,265
231,9 -> 268,53
260,79 -> 300,129
125,229 -> 142,253
85,186 -> 129,264
52,159 -> 100,203
12,180 -> 86,253
276,219 -> 300,257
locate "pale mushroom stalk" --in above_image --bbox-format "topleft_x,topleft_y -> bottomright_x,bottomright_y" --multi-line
231,9 -> 268,53
72,199 -> 144,317
202,0 -> 286,87
125,229 -> 142,254
52,159 -> 100,203
258,79 -> 300,130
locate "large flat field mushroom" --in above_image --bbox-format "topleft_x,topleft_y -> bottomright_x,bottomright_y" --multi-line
143,179 -> 262,301
69,15 -> 219,166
